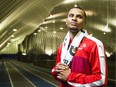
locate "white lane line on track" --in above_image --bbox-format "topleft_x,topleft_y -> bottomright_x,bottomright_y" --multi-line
8,62 -> 37,87
5,62 -> 14,87
12,61 -> 59,87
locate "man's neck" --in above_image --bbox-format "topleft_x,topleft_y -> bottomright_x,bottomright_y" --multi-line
69,31 -> 78,39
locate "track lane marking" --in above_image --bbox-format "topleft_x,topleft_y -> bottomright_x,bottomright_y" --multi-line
5,62 -> 14,87
7,62 -> 36,87
11,61 -> 59,87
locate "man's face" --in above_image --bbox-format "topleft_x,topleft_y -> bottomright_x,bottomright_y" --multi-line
66,8 -> 86,33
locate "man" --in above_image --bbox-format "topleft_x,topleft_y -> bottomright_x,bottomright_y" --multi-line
51,7 -> 108,87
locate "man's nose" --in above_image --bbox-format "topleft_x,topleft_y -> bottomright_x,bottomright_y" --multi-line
72,16 -> 77,21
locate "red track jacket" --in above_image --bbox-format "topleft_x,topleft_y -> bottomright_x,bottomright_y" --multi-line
51,35 -> 108,87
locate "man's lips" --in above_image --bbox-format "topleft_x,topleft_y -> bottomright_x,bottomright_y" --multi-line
70,22 -> 77,26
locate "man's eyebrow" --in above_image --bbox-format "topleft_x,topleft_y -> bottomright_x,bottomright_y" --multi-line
68,13 -> 73,16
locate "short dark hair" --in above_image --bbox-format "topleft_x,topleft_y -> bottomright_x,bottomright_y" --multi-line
72,6 -> 86,18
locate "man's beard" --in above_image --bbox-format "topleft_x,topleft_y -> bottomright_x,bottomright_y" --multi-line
69,28 -> 79,33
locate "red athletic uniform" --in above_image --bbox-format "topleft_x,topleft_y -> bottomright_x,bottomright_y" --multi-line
51,35 -> 108,87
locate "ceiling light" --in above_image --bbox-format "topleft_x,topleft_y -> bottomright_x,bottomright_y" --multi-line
45,26 -> 48,29
13,29 -> 17,31
22,53 -> 26,55
38,30 -> 41,32
7,42 -> 10,45
103,32 -> 106,35
11,35 -> 14,37
52,20 -> 55,23
74,4 -> 78,7
6,45 -> 9,47
60,27 -> 63,30
63,0 -> 80,4
34,33 -> 37,35
45,49 -> 52,56
53,31 -> 56,34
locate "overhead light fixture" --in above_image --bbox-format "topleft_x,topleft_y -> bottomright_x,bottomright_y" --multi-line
74,4 -> 78,7
53,31 -> 56,34
22,53 -> 26,55
13,29 -> 17,31
63,0 -> 80,4
38,30 -> 41,32
52,20 -> 55,23
6,42 -> 10,47
11,35 -> 14,37
60,27 -> 63,30
45,26 -> 48,29
34,33 -> 37,35
6,45 -> 9,47
45,49 -> 52,56
103,32 -> 106,35
7,42 -> 10,45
